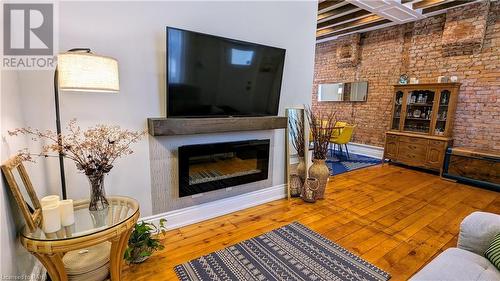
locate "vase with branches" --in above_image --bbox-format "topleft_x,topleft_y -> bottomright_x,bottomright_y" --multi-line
305,106 -> 336,199
9,119 -> 145,211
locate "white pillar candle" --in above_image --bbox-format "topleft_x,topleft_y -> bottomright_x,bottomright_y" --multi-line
42,203 -> 61,233
41,195 -> 60,208
59,199 -> 75,226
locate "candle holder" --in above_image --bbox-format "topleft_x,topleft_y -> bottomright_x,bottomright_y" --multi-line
289,174 -> 303,197
302,178 -> 319,203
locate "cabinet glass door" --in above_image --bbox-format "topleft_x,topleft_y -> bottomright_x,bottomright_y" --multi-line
403,89 -> 435,134
434,89 -> 450,136
391,90 -> 404,130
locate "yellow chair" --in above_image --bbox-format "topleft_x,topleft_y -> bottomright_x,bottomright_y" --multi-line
332,121 -> 347,138
331,124 -> 356,159
327,121 -> 347,157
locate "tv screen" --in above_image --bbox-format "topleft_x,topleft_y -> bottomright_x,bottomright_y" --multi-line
166,27 -> 286,118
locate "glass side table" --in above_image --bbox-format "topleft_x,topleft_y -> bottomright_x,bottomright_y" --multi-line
20,196 -> 140,281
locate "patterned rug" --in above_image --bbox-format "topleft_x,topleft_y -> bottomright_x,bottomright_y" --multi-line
174,222 -> 391,281
327,151 -> 382,176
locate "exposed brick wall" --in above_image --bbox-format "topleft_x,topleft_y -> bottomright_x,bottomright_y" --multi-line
312,2 -> 499,150
441,1 -> 489,56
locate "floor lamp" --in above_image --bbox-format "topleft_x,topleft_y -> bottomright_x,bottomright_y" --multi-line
55,48 -> 120,199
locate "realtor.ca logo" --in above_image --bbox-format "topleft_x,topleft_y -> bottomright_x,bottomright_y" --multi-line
2,2 -> 57,69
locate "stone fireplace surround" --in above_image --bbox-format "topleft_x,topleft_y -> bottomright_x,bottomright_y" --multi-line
145,117 -> 288,230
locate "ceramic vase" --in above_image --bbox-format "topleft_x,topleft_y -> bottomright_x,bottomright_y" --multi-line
296,156 -> 306,183
308,159 -> 329,199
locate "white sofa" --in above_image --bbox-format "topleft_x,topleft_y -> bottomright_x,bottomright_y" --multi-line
410,211 -> 500,281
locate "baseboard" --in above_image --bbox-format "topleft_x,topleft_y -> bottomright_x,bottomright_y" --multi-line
346,142 -> 383,159
142,184 -> 287,230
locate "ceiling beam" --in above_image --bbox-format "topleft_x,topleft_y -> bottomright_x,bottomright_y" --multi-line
318,0 -> 347,14
413,0 -> 448,10
317,9 -> 371,30
317,14 -> 385,37
317,19 -> 393,40
315,0 -> 481,41
423,0 -> 473,14
318,3 -> 362,23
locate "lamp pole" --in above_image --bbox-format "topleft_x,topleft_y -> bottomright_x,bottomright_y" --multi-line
53,68 -> 67,199
54,48 -> 91,200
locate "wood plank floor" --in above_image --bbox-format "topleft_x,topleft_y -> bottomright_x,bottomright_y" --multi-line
122,164 -> 500,281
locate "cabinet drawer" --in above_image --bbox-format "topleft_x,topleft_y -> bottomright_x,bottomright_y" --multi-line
398,141 -> 427,162
398,142 -> 427,155
399,150 -> 427,162
398,136 -> 428,145
429,140 -> 445,147
386,134 -> 398,142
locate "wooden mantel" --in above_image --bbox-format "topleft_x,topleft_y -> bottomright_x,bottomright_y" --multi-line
147,116 -> 287,136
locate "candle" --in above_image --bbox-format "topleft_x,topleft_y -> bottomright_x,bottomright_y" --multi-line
42,203 -> 61,233
59,199 -> 75,226
41,195 -> 60,208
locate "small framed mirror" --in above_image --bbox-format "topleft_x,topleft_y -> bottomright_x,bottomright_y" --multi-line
1,155 -> 42,232
285,107 -> 308,199
318,81 -> 368,102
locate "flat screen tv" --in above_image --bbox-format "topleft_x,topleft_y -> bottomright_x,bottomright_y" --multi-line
166,27 -> 286,118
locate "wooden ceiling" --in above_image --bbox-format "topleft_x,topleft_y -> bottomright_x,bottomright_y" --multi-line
316,0 -> 480,41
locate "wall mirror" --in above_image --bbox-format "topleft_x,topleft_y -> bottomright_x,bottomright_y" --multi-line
318,81 -> 368,102
1,155 -> 42,232
285,107 -> 308,199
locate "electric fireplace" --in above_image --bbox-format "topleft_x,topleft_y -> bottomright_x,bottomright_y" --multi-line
178,140 -> 270,197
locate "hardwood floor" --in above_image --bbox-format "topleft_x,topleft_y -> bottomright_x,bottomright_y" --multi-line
122,164 -> 500,281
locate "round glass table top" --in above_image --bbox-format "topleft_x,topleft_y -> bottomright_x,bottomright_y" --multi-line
22,196 -> 139,241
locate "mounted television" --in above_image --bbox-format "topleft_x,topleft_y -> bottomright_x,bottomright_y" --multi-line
166,27 -> 286,118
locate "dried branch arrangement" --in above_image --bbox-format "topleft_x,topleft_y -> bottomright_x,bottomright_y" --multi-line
288,113 -> 305,158
9,119 -> 146,177
305,106 -> 336,160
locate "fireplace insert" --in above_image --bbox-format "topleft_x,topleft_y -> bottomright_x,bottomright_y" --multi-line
178,139 -> 270,197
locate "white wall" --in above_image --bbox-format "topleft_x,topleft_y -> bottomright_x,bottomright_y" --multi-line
55,0 -> 317,216
1,0 -> 316,275
0,71 -> 41,280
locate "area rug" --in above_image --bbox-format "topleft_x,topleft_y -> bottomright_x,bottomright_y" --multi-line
174,222 -> 391,281
327,151 -> 382,176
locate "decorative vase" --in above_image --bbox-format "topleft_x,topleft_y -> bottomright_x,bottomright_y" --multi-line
308,159 -> 330,199
88,173 -> 109,211
289,174 -> 303,197
296,156 -> 306,183
302,178 -> 318,203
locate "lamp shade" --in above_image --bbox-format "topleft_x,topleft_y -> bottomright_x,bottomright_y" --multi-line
57,52 -> 119,92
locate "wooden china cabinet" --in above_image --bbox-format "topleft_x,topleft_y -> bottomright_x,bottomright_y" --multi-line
384,83 -> 460,172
